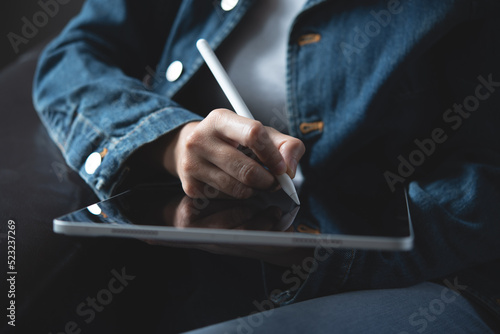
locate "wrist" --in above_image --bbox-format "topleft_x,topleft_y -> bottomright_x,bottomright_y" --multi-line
162,121 -> 199,177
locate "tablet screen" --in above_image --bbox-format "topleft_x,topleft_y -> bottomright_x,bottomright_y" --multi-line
54,185 -> 413,250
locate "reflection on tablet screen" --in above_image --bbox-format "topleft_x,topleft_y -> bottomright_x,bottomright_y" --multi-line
56,185 -> 411,240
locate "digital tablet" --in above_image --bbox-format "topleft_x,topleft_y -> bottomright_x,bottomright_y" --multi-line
53,185 -> 414,250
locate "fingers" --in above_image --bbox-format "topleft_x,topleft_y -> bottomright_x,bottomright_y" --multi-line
180,159 -> 256,199
209,109 -> 287,175
196,137 -> 276,189
174,108 -> 305,200
266,127 -> 306,178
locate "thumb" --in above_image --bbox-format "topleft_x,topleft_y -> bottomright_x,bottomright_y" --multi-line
266,127 -> 305,179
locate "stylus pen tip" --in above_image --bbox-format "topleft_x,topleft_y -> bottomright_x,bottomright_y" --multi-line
290,192 -> 300,205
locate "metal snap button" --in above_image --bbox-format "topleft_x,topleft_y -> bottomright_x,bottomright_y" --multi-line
87,204 -> 102,215
84,148 -> 108,175
221,0 -> 238,11
165,60 -> 183,82
85,152 -> 102,175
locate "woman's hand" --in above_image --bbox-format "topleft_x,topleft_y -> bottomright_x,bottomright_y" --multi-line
162,108 -> 305,199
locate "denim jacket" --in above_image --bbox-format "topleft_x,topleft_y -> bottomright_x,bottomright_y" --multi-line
34,0 -> 500,320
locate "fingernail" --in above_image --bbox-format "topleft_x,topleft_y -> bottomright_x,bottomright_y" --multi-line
290,158 -> 298,176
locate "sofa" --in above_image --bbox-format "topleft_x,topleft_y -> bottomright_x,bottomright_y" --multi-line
0,42 -> 271,334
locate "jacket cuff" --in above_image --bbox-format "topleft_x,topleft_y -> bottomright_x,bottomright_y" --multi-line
67,106 -> 202,199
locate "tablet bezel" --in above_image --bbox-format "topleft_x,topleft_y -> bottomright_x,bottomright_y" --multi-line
53,186 -> 414,251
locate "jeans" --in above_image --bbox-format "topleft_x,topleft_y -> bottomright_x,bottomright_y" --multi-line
185,282 -> 500,334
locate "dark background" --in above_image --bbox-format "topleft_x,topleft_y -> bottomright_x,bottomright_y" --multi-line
0,0 -> 84,72
0,4 -> 271,332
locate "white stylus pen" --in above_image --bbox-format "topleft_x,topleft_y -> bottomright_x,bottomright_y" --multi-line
196,39 -> 300,205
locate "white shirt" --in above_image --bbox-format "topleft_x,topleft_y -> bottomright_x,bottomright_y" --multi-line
218,0 -> 307,186
220,0 -> 307,134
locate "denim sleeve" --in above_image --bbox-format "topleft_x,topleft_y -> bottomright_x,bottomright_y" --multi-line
33,0 -> 201,199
